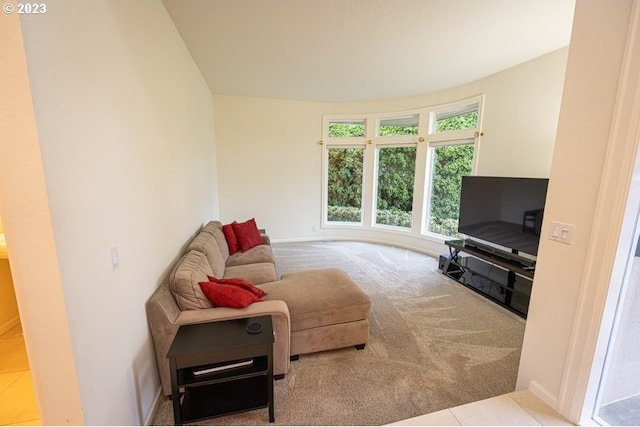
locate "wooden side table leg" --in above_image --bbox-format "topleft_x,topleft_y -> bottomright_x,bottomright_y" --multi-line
169,358 -> 182,426
268,344 -> 275,423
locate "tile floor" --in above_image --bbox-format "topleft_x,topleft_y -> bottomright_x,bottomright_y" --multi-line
0,324 -> 40,426
390,389 -> 574,426
599,394 -> 640,425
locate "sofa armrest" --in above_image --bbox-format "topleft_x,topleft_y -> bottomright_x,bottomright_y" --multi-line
261,233 -> 271,246
177,301 -> 290,373
149,295 -> 290,396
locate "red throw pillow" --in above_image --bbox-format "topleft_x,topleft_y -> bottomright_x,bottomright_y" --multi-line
199,281 -> 260,308
207,275 -> 267,298
232,218 -> 263,252
222,222 -> 240,254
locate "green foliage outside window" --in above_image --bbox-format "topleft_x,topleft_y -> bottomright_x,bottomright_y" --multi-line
376,146 -> 416,227
327,205 -> 362,222
429,145 -> 474,236
428,110 -> 477,236
379,124 -> 418,136
327,148 -> 364,222
326,110 -> 477,232
436,111 -> 478,132
328,122 -> 365,138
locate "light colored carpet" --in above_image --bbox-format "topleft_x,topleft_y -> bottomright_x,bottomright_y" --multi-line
150,241 -> 525,426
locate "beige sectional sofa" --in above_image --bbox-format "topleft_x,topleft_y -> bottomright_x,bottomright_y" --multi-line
146,221 -> 371,396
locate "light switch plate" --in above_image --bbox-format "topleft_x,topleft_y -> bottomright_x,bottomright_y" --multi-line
549,221 -> 575,245
110,246 -> 119,269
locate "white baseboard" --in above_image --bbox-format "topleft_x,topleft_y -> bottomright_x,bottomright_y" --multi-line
144,386 -> 162,426
271,236 -> 318,244
529,380 -> 558,409
0,315 -> 20,336
270,236 -> 443,259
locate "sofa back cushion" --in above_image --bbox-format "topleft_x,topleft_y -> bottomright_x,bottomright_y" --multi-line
202,221 -> 230,260
187,231 -> 226,278
169,250 -> 214,310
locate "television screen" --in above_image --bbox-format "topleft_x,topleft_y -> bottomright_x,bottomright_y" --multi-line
457,176 -> 549,256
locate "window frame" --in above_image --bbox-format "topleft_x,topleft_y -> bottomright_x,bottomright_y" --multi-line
421,138 -> 478,238
322,115 -> 369,228
421,98 -> 483,238
323,144 -> 367,226
321,95 -> 484,239
372,142 -> 418,230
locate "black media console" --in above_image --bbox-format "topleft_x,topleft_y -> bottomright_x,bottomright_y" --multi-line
441,239 -> 534,318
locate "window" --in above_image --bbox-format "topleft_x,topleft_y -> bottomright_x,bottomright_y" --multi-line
426,143 -> 474,236
425,105 -> 479,237
322,96 -> 482,238
375,146 -> 416,228
326,147 -> 365,223
328,120 -> 366,138
379,115 -> 419,136
434,105 -> 478,132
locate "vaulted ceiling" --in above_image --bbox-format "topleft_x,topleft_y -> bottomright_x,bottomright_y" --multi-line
163,0 -> 575,102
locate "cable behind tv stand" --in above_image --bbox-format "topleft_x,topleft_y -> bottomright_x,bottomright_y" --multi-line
441,239 -> 534,318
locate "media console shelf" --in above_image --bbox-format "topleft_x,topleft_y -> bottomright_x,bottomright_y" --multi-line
442,239 -> 534,318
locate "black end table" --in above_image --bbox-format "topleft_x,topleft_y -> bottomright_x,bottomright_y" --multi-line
167,316 -> 274,425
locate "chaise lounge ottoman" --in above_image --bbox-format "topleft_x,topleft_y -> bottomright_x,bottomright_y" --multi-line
260,268 -> 371,360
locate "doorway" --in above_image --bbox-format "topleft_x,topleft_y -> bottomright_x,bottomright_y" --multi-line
0,216 -> 39,425
586,135 -> 640,425
594,231 -> 640,424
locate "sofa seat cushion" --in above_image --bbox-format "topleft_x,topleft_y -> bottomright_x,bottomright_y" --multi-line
169,250 -> 214,310
226,244 -> 275,267
223,262 -> 277,285
259,268 -> 371,332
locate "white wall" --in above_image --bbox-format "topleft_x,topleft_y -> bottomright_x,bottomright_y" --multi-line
476,50 -> 567,178
516,0 -> 634,418
1,7 -> 84,423
214,48 -> 568,255
5,0 -> 219,424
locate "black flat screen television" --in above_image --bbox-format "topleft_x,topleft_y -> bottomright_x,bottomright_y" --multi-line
457,176 -> 549,256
